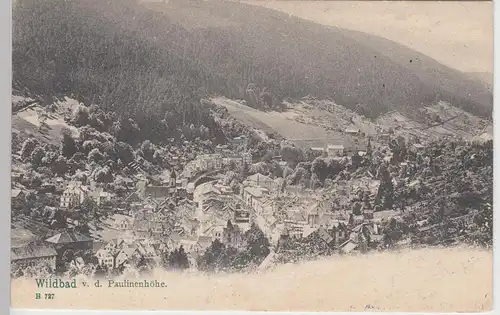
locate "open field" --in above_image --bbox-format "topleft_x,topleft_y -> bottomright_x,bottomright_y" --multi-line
210,97 -> 365,149
211,97 -> 491,149
11,247 -> 492,312
12,96 -> 80,145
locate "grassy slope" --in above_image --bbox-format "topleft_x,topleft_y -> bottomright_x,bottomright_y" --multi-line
212,96 -> 490,149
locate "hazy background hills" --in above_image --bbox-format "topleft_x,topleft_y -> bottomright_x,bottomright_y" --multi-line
12,0 -> 493,144
247,1 -> 493,75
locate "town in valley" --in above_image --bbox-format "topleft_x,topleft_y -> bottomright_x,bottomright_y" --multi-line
10,0 -> 493,280
10,95 -> 493,279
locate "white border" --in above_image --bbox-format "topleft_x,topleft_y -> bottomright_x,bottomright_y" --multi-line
5,0 -> 12,314
5,1 -> 498,315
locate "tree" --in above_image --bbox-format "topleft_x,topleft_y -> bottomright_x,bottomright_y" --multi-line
311,157 -> 328,182
287,167 -> 309,186
280,146 -> 303,166
472,203 -> 493,246
135,256 -> 151,275
20,138 -> 38,161
112,118 -> 140,144
152,150 -> 163,165
167,246 -> 190,270
80,197 -> 98,217
249,162 -> 269,175
88,148 -> 104,162
30,147 -> 45,167
259,88 -> 274,108
92,165 -> 113,183
140,140 -> 155,162
310,173 -> 320,189
82,139 -> 102,154
72,105 -> 90,127
351,152 -> 362,169
245,83 -> 260,108
230,178 -> 241,194
20,260 -> 54,278
243,223 -> 270,263
61,128 -> 77,158
59,248 -> 75,270
52,155 -> 68,175
198,239 -> 238,272
94,263 -> 107,278
116,142 -> 135,165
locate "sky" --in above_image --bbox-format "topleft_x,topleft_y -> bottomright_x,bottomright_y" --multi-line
247,1 -> 493,76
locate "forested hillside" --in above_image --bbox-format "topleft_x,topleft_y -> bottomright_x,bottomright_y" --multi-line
13,0 -> 492,145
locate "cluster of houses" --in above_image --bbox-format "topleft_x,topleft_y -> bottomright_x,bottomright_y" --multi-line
15,125 -> 486,276
11,175 -> 251,274
181,137 -> 252,179
310,144 -> 345,157
82,175 -> 256,272
59,181 -> 113,209
11,230 -> 93,273
237,171 -> 403,253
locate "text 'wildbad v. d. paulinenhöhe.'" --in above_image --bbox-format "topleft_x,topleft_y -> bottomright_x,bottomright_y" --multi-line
35,278 -> 168,288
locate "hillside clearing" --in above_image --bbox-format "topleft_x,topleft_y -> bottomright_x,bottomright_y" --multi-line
12,96 -> 81,145
210,97 -> 490,149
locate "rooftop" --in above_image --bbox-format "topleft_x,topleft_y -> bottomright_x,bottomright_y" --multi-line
12,189 -> 24,198
243,186 -> 269,198
345,128 -> 361,133
246,173 -> 273,183
11,243 -> 57,260
328,144 -> 344,150
45,230 -> 93,244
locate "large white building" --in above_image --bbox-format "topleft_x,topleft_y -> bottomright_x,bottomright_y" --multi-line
327,144 -> 344,157
59,182 -> 91,208
60,182 -> 112,209
198,154 -> 223,171
245,173 -> 274,191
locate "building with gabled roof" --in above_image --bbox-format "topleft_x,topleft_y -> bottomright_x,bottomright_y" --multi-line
242,186 -> 269,212
11,189 -> 24,198
11,188 -> 26,210
59,183 -> 91,209
345,127 -> 361,135
339,239 -> 358,254
125,190 -> 143,204
11,242 -> 58,272
196,235 -> 213,250
45,230 -> 93,252
143,185 -> 174,199
245,173 -> 274,190
115,244 -> 139,268
316,226 -> 334,245
135,241 -> 158,259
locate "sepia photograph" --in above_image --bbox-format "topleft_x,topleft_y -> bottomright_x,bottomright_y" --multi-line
10,0 -> 493,312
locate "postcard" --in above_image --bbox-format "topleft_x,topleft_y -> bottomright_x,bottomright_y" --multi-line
10,0 -> 493,312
